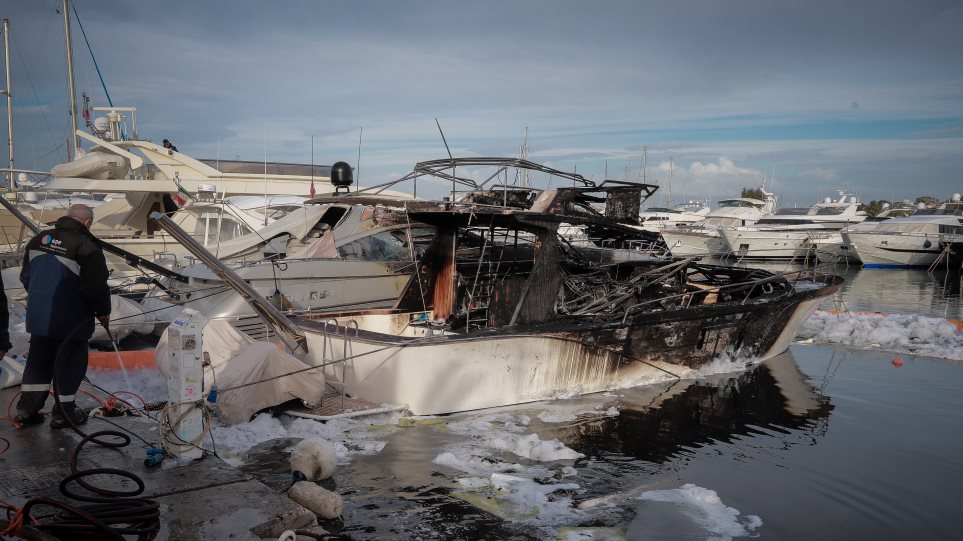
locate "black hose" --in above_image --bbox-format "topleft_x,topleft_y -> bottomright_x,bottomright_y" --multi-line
16,316 -> 161,540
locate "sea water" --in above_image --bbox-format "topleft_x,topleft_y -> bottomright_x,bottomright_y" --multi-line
84,266 -> 963,540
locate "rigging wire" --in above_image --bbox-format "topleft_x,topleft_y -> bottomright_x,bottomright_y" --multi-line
70,3 -> 112,107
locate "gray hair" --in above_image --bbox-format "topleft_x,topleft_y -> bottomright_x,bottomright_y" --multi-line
68,204 -> 94,223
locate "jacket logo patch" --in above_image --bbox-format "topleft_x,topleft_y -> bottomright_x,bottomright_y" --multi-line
41,235 -> 62,246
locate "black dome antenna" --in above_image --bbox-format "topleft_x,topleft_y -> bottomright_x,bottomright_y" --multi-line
330,161 -> 353,194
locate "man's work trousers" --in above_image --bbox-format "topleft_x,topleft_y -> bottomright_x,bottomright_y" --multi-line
16,335 -> 90,416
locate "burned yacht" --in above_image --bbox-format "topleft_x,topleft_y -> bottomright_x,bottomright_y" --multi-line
152,158 -> 843,416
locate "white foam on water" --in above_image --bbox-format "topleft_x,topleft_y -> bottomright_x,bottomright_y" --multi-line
637,483 -> 762,541
208,412 -> 397,466
446,415 -> 584,462
799,311 -> 963,360
537,403 -> 620,424
433,445 -> 553,477
491,473 -> 583,523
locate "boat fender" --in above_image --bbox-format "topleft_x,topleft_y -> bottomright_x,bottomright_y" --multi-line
288,481 -> 343,520
290,437 -> 338,484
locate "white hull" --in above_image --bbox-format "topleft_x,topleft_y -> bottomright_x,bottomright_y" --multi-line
807,232 -> 860,263
660,229 -> 727,257
845,231 -> 944,268
295,293 -> 826,416
721,229 -> 813,260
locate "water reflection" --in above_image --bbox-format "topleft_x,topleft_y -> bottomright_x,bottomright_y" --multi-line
834,266 -> 962,318
548,351 -> 834,464
711,257 -> 963,319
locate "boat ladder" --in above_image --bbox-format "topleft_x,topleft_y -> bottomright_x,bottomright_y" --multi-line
318,318 -> 358,411
464,225 -> 511,331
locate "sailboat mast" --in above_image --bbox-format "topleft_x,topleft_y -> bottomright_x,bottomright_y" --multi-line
2,18 -> 13,189
62,0 -> 79,161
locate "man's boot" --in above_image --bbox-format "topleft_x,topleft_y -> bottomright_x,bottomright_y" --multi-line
13,411 -> 45,427
49,402 -> 88,429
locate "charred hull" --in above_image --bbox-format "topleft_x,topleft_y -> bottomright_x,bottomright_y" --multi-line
294,276 -> 840,415
549,275 -> 842,368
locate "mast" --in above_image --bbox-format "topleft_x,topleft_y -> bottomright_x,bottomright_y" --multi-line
2,18 -> 13,189
520,127 -> 529,188
62,0 -> 79,161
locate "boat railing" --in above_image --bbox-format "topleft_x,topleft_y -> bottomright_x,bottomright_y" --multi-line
620,263 -> 835,320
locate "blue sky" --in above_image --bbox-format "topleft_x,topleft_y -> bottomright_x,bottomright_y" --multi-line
2,0 -> 961,207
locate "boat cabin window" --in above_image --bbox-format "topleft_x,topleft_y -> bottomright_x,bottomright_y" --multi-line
193,213 -> 251,246
338,230 -> 411,261
939,224 -> 963,235
718,199 -> 759,209
703,217 -> 742,227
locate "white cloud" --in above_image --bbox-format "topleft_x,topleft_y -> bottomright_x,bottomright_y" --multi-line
646,157 -> 764,201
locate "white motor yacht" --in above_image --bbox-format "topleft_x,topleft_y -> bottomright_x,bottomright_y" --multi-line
844,195 -> 963,268
720,191 -> 865,261
637,200 -> 710,232
660,190 -> 776,258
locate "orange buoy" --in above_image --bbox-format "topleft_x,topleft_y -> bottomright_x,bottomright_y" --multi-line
891,358 -> 904,367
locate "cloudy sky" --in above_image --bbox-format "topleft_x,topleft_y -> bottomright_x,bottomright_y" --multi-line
2,0 -> 961,206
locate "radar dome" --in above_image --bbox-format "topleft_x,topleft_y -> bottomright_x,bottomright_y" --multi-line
93,117 -> 109,132
952,193 -> 961,202
917,202 -> 926,209
330,161 -> 353,188
824,197 -> 832,204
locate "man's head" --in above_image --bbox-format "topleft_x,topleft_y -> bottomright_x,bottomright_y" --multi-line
68,204 -> 94,229
163,139 -> 171,147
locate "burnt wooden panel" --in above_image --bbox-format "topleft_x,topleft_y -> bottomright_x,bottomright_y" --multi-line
431,227 -> 457,320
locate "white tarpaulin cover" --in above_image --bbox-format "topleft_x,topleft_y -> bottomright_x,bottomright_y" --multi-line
155,318 -> 326,424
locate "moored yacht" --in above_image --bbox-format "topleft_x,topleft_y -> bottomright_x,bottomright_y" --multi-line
637,200 -> 710,232
844,195 -> 963,268
660,190 -> 777,258
720,191 -> 865,261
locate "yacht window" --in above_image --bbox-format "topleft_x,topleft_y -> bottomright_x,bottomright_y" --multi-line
338,230 -> 411,261
194,213 -> 250,246
938,224 -> 963,235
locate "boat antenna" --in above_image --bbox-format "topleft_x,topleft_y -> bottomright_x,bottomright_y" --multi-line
2,18 -> 13,189
62,0 -> 79,160
667,157 -> 673,207
520,127 -> 530,188
639,144 -> 647,183
356,125 -> 363,190
263,120 -> 268,226
435,118 -> 455,200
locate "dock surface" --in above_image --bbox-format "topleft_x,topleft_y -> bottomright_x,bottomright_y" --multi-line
0,390 -> 317,540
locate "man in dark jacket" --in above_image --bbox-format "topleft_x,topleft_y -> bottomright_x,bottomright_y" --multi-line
0,286 -> 11,360
15,204 -> 111,428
